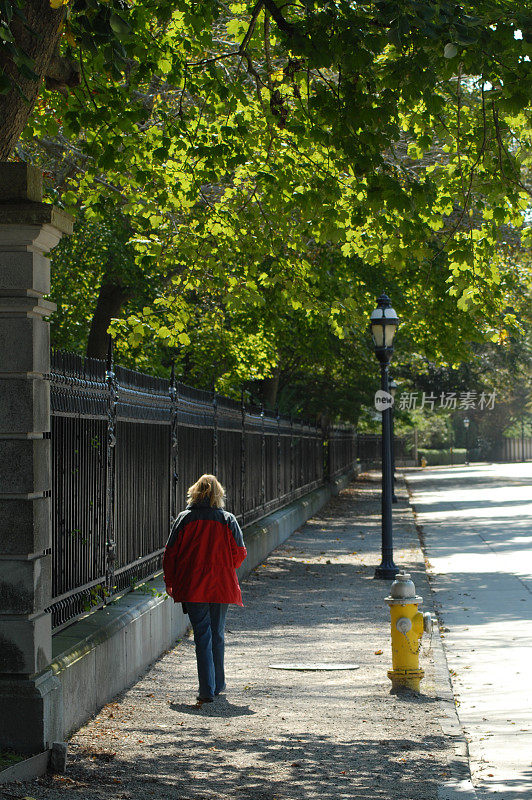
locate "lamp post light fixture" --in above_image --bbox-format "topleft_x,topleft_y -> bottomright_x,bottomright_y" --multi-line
464,417 -> 470,465
370,293 -> 400,580
389,378 -> 398,504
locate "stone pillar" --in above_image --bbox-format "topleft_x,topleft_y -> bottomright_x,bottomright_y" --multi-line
0,163 -> 73,753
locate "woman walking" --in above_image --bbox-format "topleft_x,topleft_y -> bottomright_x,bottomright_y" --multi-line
163,474 -> 247,703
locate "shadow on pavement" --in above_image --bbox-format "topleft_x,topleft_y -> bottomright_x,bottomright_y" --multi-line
56,730 -> 455,800
169,698 -> 256,717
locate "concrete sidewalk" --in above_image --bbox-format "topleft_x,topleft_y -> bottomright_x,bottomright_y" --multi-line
8,479 -> 473,800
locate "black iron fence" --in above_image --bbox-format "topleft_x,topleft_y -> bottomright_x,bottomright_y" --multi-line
356,433 -> 413,468
356,434 -> 382,468
47,349 -> 356,632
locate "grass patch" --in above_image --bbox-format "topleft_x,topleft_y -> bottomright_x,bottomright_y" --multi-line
0,751 -> 25,770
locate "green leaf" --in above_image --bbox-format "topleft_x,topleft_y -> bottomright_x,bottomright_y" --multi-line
0,1 -> 14,23
0,72 -> 11,94
453,24 -> 478,45
17,63 -> 39,82
62,191 -> 77,206
152,147 -> 168,162
110,13 -> 132,37
444,43 -> 458,59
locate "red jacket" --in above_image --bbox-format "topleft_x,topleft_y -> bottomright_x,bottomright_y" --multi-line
163,501 -> 247,605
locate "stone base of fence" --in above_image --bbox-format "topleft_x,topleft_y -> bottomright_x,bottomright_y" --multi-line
0,671 -> 62,754
41,471 -> 355,742
0,163 -> 72,755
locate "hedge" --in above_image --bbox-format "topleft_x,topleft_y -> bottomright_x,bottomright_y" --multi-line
417,448 -> 467,466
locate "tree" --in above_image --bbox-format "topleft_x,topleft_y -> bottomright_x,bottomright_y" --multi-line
0,1 -> 68,158
6,1 -> 532,418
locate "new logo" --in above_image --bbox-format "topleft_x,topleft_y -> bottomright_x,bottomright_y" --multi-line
374,390 -> 394,412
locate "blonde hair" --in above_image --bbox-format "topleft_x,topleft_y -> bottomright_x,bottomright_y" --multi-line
187,474 -> 225,508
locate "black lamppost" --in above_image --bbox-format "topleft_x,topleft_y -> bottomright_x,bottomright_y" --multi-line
370,293 -> 400,580
389,378 -> 398,503
464,417 -> 470,465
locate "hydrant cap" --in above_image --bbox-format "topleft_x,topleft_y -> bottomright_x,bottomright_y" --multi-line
391,571 -> 415,598
385,570 -> 423,605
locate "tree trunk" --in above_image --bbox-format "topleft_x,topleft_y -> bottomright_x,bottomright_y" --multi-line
0,2 -> 65,159
261,370 -> 280,409
86,281 -> 130,359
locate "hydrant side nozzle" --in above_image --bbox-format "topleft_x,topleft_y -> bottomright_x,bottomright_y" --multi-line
396,617 -> 412,634
412,611 -> 424,636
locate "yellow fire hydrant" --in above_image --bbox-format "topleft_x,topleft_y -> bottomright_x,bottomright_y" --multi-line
385,571 -> 433,692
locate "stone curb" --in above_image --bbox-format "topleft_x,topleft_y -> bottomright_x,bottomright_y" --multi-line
403,474 -> 478,800
0,750 -> 50,785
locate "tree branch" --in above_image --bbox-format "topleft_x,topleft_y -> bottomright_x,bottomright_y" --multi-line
262,0 -> 296,37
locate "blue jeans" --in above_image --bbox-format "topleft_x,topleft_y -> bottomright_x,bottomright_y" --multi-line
187,602 -> 228,699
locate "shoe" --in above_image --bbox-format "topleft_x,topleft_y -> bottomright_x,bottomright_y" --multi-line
214,684 -> 226,696
196,695 -> 214,703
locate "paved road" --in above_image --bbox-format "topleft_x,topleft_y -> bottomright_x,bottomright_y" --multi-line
406,463 -> 532,799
